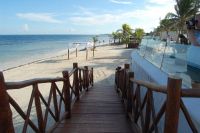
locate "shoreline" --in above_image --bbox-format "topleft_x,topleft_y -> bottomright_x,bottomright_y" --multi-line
0,34 -> 111,72
3,43 -> 122,81
2,43 -> 110,72
3,44 -> 132,132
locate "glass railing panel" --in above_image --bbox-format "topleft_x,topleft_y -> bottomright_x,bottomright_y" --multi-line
143,39 -> 166,68
138,38 -> 148,56
161,43 -> 190,86
138,37 -> 192,87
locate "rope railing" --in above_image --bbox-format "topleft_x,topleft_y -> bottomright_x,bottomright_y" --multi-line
115,64 -> 199,133
0,62 -> 93,133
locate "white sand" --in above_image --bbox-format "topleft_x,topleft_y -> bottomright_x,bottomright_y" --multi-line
4,45 -> 132,82
3,44 -> 133,132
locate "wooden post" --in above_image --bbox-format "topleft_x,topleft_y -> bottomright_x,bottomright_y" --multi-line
91,68 -> 94,86
73,63 -> 79,101
52,83 -> 59,121
115,67 -> 121,92
83,68 -> 86,90
76,48 -> 77,57
124,64 -> 130,70
144,90 -> 151,133
62,71 -> 71,118
127,72 -> 134,114
84,66 -> 89,91
34,83 -> 45,132
115,69 -> 118,90
164,76 -> 182,133
93,46 -> 94,57
68,48 -> 69,60
86,48 -> 88,60
119,70 -> 123,93
0,72 -> 14,133
78,69 -> 82,91
123,64 -> 130,99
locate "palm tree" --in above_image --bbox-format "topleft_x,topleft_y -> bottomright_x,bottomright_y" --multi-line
122,24 -> 132,35
116,30 -> 123,44
122,24 -> 132,47
159,18 -> 176,40
165,0 -> 200,37
112,32 -> 118,44
135,28 -> 145,43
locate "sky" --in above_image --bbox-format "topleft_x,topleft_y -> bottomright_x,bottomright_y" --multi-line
0,0 -> 176,35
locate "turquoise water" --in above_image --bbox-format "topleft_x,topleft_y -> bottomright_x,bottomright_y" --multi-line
0,35 -> 110,70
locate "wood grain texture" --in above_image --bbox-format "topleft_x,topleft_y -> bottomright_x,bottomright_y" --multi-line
52,84 -> 135,133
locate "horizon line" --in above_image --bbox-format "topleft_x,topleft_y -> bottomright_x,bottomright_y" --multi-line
0,33 -> 111,36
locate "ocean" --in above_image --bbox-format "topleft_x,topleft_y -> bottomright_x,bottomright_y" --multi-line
0,35 -> 111,71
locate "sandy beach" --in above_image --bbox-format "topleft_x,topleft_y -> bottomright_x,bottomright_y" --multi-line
3,44 -> 133,131
4,45 -> 132,84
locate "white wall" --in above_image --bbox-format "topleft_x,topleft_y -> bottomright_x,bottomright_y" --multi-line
160,31 -> 178,41
130,51 -> 200,133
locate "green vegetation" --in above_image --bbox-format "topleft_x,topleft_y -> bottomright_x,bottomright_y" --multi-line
112,32 -> 118,44
154,0 -> 200,43
135,28 -> 145,43
165,0 -> 199,34
112,24 -> 144,46
111,0 -> 200,45
122,24 -> 132,47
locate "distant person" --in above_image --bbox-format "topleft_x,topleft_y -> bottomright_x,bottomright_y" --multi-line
187,13 -> 200,46
179,34 -> 188,44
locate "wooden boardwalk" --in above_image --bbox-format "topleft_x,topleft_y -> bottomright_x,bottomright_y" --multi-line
51,84 -> 134,133
1,62 -> 198,133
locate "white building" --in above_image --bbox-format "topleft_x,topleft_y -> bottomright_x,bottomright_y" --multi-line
160,31 -> 179,41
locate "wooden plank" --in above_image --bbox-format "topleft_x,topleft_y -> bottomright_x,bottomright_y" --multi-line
164,77 -> 182,133
52,84 -> 135,133
0,72 -> 15,133
59,114 -> 130,124
53,123 -> 132,133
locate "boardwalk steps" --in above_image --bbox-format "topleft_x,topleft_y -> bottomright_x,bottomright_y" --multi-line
52,85 -> 134,133
0,62 -> 200,133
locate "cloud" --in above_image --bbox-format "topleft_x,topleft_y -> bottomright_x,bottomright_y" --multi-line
66,28 -> 76,32
148,0 -> 175,5
69,3 -> 175,32
109,0 -> 132,4
23,24 -> 29,32
70,14 -> 120,25
17,13 -> 62,23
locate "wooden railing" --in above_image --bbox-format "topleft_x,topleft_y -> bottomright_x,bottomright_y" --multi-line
115,64 -> 200,133
0,62 -> 93,133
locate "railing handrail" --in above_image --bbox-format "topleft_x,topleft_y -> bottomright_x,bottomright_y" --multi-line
5,77 -> 65,90
181,89 -> 200,98
130,78 -> 200,98
69,67 -> 77,77
130,78 -> 167,93
5,67 -> 84,90
115,64 -> 199,133
0,62 -> 94,133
